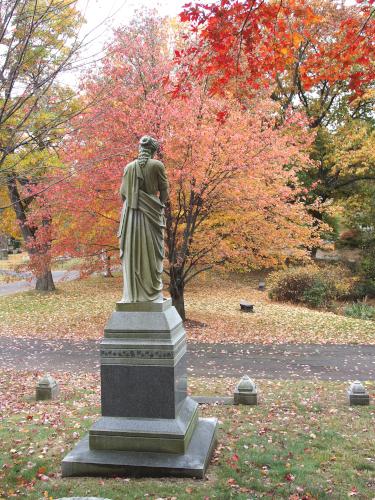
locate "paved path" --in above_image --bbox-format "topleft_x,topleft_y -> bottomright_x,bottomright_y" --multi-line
1,338 -> 374,380
0,270 -> 79,296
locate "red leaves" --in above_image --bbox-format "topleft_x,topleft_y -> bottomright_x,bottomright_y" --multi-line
348,487 -> 358,496
36,466 -> 49,481
216,110 -> 228,124
178,0 -> 375,99
258,426 -> 270,436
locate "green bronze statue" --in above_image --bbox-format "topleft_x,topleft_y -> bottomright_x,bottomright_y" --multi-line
118,136 -> 169,302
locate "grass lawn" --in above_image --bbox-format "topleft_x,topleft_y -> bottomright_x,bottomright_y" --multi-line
0,253 -> 28,271
0,371 -> 374,499
0,272 -> 374,344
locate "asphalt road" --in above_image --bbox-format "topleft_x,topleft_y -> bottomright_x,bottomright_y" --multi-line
0,270 -> 79,296
1,337 -> 374,380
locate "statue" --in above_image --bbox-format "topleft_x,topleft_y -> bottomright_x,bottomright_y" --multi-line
118,136 -> 169,302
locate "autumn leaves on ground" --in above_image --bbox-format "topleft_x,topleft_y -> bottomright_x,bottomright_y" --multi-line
1,371 -> 374,500
1,272 -> 374,345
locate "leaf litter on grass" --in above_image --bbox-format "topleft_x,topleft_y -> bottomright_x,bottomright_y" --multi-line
0,370 -> 374,499
0,272 -> 374,344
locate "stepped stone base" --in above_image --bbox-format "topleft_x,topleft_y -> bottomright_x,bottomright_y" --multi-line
62,418 -> 217,478
89,397 -> 199,454
62,299 -> 218,478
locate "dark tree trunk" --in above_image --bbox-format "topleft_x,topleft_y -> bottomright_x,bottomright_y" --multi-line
35,269 -> 55,291
170,285 -> 186,321
169,266 -> 186,320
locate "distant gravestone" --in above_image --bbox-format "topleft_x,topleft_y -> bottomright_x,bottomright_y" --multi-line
234,375 -> 258,405
0,249 -> 8,260
348,381 -> 370,406
240,300 -> 254,313
258,281 -> 265,291
36,375 -> 59,400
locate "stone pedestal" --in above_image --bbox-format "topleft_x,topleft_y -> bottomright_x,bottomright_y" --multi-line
348,381 -> 370,406
62,299 -> 217,478
233,375 -> 258,405
36,375 -> 59,400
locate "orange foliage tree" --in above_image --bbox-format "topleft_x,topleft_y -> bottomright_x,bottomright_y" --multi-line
45,12 -> 322,318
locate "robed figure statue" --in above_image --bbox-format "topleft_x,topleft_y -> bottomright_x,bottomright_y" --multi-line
118,136 -> 169,302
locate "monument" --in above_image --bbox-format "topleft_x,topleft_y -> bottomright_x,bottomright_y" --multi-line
62,136 -> 217,478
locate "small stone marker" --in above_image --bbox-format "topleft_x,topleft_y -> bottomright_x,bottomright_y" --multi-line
36,375 -> 59,400
258,281 -> 265,291
234,375 -> 258,405
348,380 -> 370,406
240,300 -> 254,313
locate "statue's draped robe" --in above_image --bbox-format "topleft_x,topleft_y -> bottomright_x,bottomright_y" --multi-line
118,158 -> 169,302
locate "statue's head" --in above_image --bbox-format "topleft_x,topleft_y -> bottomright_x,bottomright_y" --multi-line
139,135 -> 159,156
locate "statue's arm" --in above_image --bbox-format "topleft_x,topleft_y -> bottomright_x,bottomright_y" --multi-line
158,162 -> 169,204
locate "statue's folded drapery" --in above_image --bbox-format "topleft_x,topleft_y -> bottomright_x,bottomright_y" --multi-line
118,158 -> 167,302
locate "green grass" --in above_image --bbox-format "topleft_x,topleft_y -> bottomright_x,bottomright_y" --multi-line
0,372 -> 374,499
345,302 -> 375,320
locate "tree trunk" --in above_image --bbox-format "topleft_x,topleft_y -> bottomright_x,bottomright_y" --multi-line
7,174 -> 56,292
169,276 -> 186,320
170,288 -> 185,321
35,269 -> 55,291
102,250 -> 113,277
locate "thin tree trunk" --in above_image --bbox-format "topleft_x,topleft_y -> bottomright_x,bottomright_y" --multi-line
102,250 -> 113,277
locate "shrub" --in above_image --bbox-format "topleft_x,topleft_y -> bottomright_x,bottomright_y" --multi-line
360,248 -> 375,281
302,280 -> 336,308
268,266 -> 318,303
353,279 -> 375,299
268,265 -> 337,307
344,302 -> 375,320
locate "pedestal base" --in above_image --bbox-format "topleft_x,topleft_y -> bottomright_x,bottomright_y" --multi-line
62,418 -> 217,479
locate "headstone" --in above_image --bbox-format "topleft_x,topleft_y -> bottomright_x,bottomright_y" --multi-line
240,300 -> 254,312
62,299 -> 217,478
348,381 -> 370,406
0,249 -> 8,260
234,375 -> 258,405
36,375 -> 59,400
258,281 -> 265,291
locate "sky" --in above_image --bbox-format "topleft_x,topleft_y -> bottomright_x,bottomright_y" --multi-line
66,0 -> 187,83
79,0 -> 186,53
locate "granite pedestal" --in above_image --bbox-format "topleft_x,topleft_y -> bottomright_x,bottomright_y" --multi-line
62,299 -> 217,478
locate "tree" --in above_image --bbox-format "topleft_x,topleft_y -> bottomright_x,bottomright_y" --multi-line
46,12 -> 322,319
178,1 -> 375,215
178,0 -> 374,127
298,94 -> 375,233
0,0 -> 84,290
